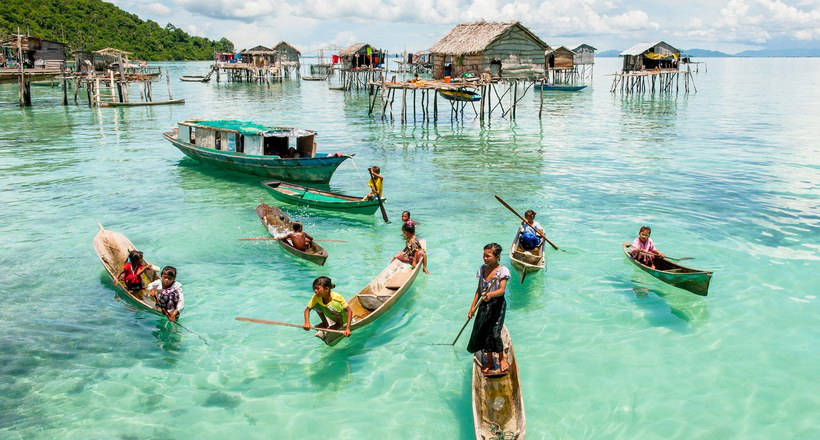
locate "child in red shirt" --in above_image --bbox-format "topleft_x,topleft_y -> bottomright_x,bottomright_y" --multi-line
116,250 -> 150,290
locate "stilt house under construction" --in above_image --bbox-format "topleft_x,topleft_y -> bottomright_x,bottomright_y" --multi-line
429,21 -> 548,80
620,41 -> 680,72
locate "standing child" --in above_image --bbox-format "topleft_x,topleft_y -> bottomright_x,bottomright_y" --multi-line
148,266 -> 184,322
363,165 -> 383,200
303,276 -> 352,337
631,226 -> 664,269
116,250 -> 151,290
467,243 -> 510,375
393,222 -> 429,274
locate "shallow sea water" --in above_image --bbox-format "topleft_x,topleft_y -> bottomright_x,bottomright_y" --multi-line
0,58 -> 818,439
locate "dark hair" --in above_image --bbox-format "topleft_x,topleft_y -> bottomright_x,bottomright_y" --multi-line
371,165 -> 380,173
128,249 -> 144,264
640,225 -> 651,233
313,276 -> 335,289
525,209 -> 536,217
292,222 -> 302,232
161,266 -> 177,278
402,222 -> 415,234
402,210 -> 410,217
484,243 -> 502,257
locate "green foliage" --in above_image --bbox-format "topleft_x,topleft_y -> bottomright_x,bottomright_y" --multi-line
0,0 -> 234,60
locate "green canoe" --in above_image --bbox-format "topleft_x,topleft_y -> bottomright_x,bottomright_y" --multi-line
261,180 -> 384,215
623,243 -> 713,296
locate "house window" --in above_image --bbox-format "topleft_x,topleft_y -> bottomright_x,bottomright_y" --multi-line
215,131 -> 221,150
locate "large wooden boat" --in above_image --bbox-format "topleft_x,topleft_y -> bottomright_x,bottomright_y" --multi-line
256,202 -> 328,266
163,120 -> 351,183
439,88 -> 481,102
472,325 -> 526,439
92,224 -> 163,315
622,243 -> 713,296
534,84 -> 587,91
261,180 -> 383,216
509,233 -> 546,283
315,241 -> 426,346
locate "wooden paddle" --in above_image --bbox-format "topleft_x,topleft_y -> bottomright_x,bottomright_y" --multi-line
369,168 -> 390,223
495,195 -> 559,251
239,238 -> 347,243
235,317 -> 347,335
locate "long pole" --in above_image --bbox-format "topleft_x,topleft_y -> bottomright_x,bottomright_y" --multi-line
495,195 -> 559,250
370,169 -> 389,223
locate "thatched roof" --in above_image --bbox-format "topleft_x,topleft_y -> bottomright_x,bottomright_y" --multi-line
272,41 -> 301,56
430,21 -> 547,56
545,46 -> 576,55
243,45 -> 274,55
339,43 -> 371,57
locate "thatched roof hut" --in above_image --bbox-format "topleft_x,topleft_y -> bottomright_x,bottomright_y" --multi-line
429,21 -> 548,80
338,43 -> 384,69
242,45 -> 277,66
619,41 -> 679,72
272,41 -> 300,63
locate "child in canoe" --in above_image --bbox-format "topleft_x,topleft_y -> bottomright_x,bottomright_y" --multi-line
148,266 -> 184,322
401,210 -> 419,227
393,222 -> 429,274
276,222 -> 314,251
631,226 -> 665,269
467,243 -> 510,376
115,250 -> 153,290
303,276 -> 352,337
518,210 -> 545,251
363,165 -> 383,200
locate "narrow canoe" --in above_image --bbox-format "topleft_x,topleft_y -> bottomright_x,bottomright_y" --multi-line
622,243 -> 712,296
180,75 -> 209,82
509,233 -> 546,282
256,202 -> 328,266
472,325 -> 526,439
534,84 -> 587,91
302,75 -> 327,81
261,180 -> 383,216
439,89 -> 481,102
315,240 -> 426,346
101,98 -> 185,107
92,224 -> 164,316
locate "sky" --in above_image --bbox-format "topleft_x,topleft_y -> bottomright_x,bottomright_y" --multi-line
110,0 -> 820,54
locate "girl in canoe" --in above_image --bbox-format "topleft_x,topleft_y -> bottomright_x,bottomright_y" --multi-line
631,226 -> 665,269
148,266 -> 184,322
393,222 -> 429,274
467,243 -> 510,376
303,276 -> 352,337
363,165 -> 383,200
115,250 -> 152,290
401,210 -> 419,227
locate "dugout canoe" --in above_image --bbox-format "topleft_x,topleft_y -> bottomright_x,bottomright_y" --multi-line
261,180 -> 383,216
509,233 -> 546,283
92,224 -> 164,316
472,325 -> 526,439
256,202 -> 328,266
180,75 -> 210,82
315,240 -> 426,346
439,89 -> 481,102
534,84 -> 587,91
622,243 -> 713,296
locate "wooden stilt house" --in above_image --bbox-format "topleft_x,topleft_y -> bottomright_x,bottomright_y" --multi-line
272,41 -> 301,64
429,21 -> 548,80
339,43 -> 384,69
1,35 -> 66,69
620,41 -> 680,72
572,44 -> 596,65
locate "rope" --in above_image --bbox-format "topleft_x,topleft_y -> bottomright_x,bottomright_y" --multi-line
488,423 -> 517,440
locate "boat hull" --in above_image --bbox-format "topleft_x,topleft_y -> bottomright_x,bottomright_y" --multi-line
534,84 -> 587,91
164,133 -> 349,183
472,326 -> 526,439
439,89 -> 481,102
256,203 -> 329,266
262,180 -> 382,215
622,244 -> 712,296
509,234 -> 546,276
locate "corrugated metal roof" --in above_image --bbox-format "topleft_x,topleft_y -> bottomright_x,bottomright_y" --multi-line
620,41 -> 679,56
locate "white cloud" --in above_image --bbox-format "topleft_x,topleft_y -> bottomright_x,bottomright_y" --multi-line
146,2 -> 171,15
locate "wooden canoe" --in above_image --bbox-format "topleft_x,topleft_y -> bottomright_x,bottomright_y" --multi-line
302,75 -> 327,81
261,180 -> 384,216
439,89 -> 481,102
534,84 -> 587,91
92,224 -> 164,315
509,233 -> 546,282
180,75 -> 209,82
472,325 -> 526,439
622,243 -> 712,296
256,202 -> 328,266
100,98 -> 185,107
316,240 -> 426,346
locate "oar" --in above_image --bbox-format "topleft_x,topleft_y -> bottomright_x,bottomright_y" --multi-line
433,297 -> 484,346
370,169 -> 390,223
235,317 -> 347,334
239,238 -> 347,243
495,195 -> 559,251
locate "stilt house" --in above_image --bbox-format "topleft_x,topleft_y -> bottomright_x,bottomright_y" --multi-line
272,41 -> 301,64
339,43 -> 384,69
1,35 -> 66,68
242,45 -> 277,67
572,44 -> 596,65
429,21 -> 548,80
545,46 -> 576,69
620,41 -> 680,72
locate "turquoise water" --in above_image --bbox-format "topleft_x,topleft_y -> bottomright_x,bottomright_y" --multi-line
1,58 -> 818,439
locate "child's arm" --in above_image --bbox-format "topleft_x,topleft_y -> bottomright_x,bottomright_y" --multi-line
304,232 -> 314,242
485,279 -> 508,300
303,307 -> 312,330
343,305 -> 353,337
170,285 -> 183,321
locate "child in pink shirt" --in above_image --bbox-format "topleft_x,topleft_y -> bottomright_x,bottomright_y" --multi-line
631,226 -> 665,268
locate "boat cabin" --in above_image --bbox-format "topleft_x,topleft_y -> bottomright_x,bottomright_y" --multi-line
177,120 -> 317,158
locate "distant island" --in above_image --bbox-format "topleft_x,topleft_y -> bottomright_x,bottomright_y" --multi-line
0,0 -> 233,60
598,47 -> 820,57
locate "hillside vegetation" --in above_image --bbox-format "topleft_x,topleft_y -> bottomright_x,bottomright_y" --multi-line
0,0 -> 233,60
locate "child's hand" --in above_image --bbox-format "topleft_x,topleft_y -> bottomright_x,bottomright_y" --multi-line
343,328 -> 351,337
468,308 -> 475,319
302,323 -> 311,331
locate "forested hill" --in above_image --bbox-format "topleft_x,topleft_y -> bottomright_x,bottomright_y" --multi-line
0,0 -> 233,60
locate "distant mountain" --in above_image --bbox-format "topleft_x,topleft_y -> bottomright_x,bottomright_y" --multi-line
735,48 -> 820,57
683,48 -> 731,57
0,0 -> 234,60
597,50 -> 621,57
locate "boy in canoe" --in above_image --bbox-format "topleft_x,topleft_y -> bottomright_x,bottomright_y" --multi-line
303,276 -> 352,337
467,243 -> 510,376
148,266 -> 184,322
276,222 -> 314,251
517,210 -> 544,251
363,165 -> 383,200
631,226 -> 665,269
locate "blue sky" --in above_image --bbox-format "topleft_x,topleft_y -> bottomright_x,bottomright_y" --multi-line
111,0 -> 820,53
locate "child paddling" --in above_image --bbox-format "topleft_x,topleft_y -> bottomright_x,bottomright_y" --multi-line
467,243 -> 510,376
148,266 -> 184,322
303,276 -> 352,337
631,226 -> 665,269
